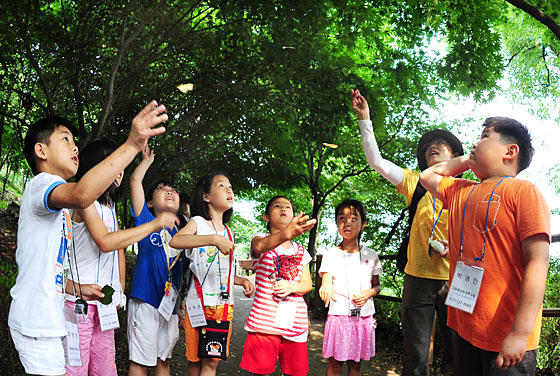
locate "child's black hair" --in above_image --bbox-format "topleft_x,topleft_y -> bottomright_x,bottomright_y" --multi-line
191,172 -> 233,224
482,117 -> 535,173
264,195 -> 295,232
76,140 -> 120,205
335,199 -> 367,243
178,192 -> 191,228
23,116 -> 78,175
180,192 -> 191,207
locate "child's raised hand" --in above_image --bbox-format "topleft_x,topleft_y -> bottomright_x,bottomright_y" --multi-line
154,212 -> 180,231
213,235 -> 235,255
319,282 -> 336,307
141,145 -> 155,165
351,89 -> 370,121
286,212 -> 317,239
127,100 -> 168,151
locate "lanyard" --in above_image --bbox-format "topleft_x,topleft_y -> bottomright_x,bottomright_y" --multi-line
162,229 -> 181,283
96,201 -> 116,285
200,221 -> 232,288
195,224 -> 234,316
429,194 -> 444,240
460,176 -> 510,261
342,245 -> 362,304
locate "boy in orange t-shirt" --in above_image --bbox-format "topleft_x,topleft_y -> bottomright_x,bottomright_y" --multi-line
420,117 -> 550,375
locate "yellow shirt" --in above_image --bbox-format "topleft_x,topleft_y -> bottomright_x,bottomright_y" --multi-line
396,169 -> 450,280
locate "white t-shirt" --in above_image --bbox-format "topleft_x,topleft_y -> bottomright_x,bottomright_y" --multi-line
8,173 -> 70,337
186,216 -> 235,307
319,246 -> 383,316
66,201 -> 122,305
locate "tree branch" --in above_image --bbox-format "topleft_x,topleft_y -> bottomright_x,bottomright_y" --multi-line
505,0 -> 560,41
8,2 -> 55,114
318,165 -> 371,209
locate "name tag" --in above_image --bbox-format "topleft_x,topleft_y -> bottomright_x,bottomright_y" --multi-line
158,287 -> 178,321
445,260 -> 484,314
274,299 -> 296,329
98,301 -> 119,331
186,298 -> 207,328
63,306 -> 82,367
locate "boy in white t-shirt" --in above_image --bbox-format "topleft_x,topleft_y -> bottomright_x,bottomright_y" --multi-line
9,101 -> 168,375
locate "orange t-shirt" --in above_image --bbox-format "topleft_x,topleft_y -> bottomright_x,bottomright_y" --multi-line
439,176 -> 550,352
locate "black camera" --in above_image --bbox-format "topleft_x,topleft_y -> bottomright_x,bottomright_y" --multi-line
74,298 -> 88,316
220,292 -> 230,300
350,308 -> 361,317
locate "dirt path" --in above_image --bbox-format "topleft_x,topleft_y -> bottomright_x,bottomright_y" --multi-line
169,279 -> 402,375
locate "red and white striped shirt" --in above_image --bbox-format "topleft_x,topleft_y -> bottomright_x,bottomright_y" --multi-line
245,236 -> 311,337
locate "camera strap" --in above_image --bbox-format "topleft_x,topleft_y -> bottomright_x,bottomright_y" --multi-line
66,211 -> 84,301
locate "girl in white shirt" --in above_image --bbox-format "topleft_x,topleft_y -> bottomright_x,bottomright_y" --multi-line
66,140 -> 177,376
319,199 -> 383,376
170,172 -> 254,376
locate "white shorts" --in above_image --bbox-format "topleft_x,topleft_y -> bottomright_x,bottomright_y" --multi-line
10,328 -> 66,375
127,298 -> 179,367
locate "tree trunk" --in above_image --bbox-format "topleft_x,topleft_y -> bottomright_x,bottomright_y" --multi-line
2,161 -> 12,199
307,193 -> 328,319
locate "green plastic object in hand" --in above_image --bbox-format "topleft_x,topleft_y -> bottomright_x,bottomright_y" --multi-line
100,285 -> 115,305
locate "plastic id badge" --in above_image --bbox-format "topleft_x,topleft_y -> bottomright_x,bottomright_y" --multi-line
274,299 -> 296,329
63,306 -> 82,367
158,286 -> 178,321
186,298 -> 208,328
445,258 -> 484,314
98,301 -> 119,331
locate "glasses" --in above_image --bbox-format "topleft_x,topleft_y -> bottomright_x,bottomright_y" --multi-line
155,186 -> 179,195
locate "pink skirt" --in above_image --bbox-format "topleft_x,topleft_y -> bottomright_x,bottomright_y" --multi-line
322,315 -> 376,362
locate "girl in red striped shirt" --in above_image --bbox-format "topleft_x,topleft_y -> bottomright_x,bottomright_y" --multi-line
240,196 -> 316,376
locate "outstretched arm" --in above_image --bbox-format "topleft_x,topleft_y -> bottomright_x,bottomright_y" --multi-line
130,145 -> 155,217
170,219 -> 235,255
49,101 -> 167,210
351,89 -> 403,185
419,155 -> 470,200
496,233 -> 549,369
251,212 -> 316,256
77,205 -> 179,252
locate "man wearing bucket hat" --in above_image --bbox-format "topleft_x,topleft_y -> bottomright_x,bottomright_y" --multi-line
351,89 -> 463,376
